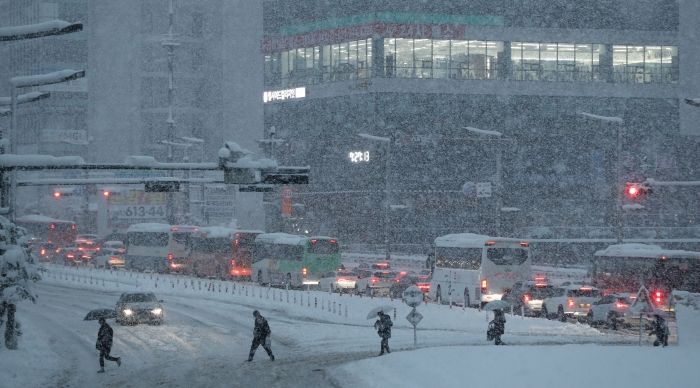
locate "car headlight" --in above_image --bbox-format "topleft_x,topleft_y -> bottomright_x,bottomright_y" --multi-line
152,308 -> 162,315
123,308 -> 133,316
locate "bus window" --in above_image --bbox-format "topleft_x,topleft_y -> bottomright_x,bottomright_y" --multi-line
308,240 -> 339,254
487,248 -> 528,265
255,243 -> 304,261
129,232 -> 168,247
435,247 -> 481,270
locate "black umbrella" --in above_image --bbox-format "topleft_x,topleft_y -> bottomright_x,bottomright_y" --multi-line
84,308 -> 117,321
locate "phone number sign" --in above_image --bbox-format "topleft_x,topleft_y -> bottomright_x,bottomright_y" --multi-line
111,205 -> 166,220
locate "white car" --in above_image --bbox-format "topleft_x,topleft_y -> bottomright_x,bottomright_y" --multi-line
541,285 -> 601,321
318,270 -> 359,292
355,271 -> 398,297
587,294 -> 632,329
92,248 -> 126,269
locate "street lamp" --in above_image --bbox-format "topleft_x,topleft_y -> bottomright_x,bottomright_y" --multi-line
464,126 -> 508,236
4,69 -> 85,220
9,69 -> 85,154
358,132 -> 392,261
0,20 -> 83,42
578,111 -> 625,243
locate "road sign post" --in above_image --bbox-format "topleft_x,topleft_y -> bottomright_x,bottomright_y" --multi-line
403,285 -> 424,348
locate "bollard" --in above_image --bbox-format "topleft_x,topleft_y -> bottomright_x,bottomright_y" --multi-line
286,290 -> 289,303
394,308 -> 396,320
345,304 -> 348,318
245,287 -> 248,296
307,293 -> 310,307
333,302 -> 336,314
294,293 -> 297,304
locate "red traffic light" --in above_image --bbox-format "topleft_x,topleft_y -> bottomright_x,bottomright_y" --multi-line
53,191 -> 62,199
102,190 -> 111,198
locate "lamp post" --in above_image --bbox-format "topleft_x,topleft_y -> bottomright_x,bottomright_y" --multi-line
464,126 -> 506,236
5,69 -> 85,220
578,111 -> 625,243
358,132 -> 392,261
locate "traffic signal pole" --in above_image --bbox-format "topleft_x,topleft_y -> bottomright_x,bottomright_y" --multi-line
615,123 -> 623,243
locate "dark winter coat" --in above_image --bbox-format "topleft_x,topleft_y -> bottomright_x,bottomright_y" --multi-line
492,311 -> 506,335
96,323 -> 113,351
253,316 -> 271,340
375,313 -> 393,339
651,318 -> 669,339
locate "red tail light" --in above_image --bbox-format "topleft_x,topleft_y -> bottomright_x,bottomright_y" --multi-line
230,259 -> 236,267
485,240 -> 496,246
302,267 -> 308,276
616,302 -> 629,309
653,290 -> 664,304
520,241 -> 529,247
480,279 -> 488,292
523,294 -> 531,303
568,298 -> 575,308
371,277 -> 379,283
167,253 -> 174,260
40,249 -> 46,255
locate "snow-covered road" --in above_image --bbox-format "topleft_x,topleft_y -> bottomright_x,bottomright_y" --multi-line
1,267 -> 644,388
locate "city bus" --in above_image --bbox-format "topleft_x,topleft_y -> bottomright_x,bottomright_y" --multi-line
428,233 -> 531,307
592,243 -> 700,309
252,233 -> 341,287
125,224 -> 199,272
15,214 -> 77,246
186,227 -> 263,279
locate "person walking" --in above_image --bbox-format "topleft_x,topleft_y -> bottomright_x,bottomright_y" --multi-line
650,314 -> 669,347
248,310 -> 274,361
374,311 -> 393,355
491,309 -> 506,345
96,317 -> 121,373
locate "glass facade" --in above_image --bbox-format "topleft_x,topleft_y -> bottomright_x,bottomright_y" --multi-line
265,37 -> 678,87
383,38 -> 503,80
265,38 -> 372,87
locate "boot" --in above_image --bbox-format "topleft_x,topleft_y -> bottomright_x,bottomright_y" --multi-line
270,354 -> 275,361
97,368 -> 105,373
117,358 -> 121,367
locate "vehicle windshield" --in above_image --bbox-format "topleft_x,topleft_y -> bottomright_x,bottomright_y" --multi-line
128,232 -> 168,247
435,247 -> 482,270
254,242 -> 305,261
568,288 -> 601,298
486,248 -> 529,265
121,293 -> 157,303
308,240 -> 339,254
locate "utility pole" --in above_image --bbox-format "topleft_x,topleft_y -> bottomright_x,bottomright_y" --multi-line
162,0 -> 179,224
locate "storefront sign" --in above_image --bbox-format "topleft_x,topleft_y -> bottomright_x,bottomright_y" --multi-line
263,87 -> 306,103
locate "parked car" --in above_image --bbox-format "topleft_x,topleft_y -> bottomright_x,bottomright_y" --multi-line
587,294 -> 633,329
318,269 -> 359,292
92,248 -> 126,269
355,271 -> 398,297
501,281 -> 562,317
101,240 -> 126,254
415,269 -> 432,293
61,246 -> 87,266
32,241 -> 58,263
542,285 -> 601,322
115,292 -> 164,325
389,275 -> 420,299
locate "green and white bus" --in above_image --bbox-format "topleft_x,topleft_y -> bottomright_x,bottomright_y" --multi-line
252,233 -> 341,287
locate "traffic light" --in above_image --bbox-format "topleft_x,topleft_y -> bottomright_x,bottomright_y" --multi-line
624,183 -> 650,200
53,191 -> 62,199
102,190 -> 111,198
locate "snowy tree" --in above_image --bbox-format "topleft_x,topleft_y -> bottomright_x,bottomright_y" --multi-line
0,216 -> 40,350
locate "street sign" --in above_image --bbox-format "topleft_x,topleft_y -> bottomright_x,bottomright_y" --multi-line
406,309 -> 423,326
204,185 -> 236,225
403,285 -> 424,308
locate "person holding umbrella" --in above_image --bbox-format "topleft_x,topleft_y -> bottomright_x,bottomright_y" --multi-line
490,308 -> 507,345
96,317 -> 121,373
374,310 -> 393,355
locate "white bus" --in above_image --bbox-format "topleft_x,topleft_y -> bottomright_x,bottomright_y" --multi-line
125,223 -> 199,272
428,233 -> 531,307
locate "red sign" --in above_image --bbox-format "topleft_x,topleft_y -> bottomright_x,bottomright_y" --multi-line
281,187 -> 292,217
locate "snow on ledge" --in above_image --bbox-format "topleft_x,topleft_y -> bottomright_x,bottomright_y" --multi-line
10,69 -> 83,88
595,243 -> 700,259
578,111 -> 624,124
464,126 -> 503,137
0,154 -> 84,167
0,20 -> 81,41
